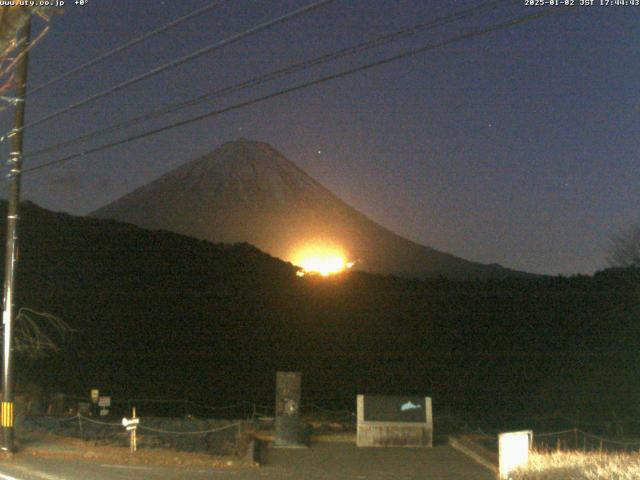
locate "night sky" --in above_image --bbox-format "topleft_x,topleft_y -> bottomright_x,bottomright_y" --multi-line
0,0 -> 638,276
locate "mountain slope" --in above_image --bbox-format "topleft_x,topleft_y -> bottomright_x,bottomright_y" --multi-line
93,139 -> 527,279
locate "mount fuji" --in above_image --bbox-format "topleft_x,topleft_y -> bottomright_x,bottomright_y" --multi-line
92,139 -> 527,279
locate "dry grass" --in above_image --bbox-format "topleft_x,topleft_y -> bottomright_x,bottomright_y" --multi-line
511,450 -> 640,480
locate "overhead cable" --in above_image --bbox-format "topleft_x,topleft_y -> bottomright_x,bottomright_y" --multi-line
24,0 -> 514,160
23,8 -> 563,175
29,0 -> 229,96
11,0 -> 337,135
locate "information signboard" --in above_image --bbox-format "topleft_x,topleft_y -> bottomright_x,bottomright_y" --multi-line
357,394 -> 433,447
363,396 -> 427,423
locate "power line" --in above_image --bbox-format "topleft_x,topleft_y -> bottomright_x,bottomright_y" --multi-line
24,0 -> 515,161
22,8 -> 563,175
22,7 -> 560,175
28,0 -> 228,96
10,0 -> 336,136
0,24 -> 49,112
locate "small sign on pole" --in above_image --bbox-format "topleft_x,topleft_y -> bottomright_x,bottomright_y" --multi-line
90,389 -> 99,404
122,407 -> 138,452
98,396 -> 111,417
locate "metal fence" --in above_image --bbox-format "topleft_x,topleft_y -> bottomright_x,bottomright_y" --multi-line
42,394 -> 355,420
18,395 -> 356,456
533,427 -> 640,453
22,413 -> 247,456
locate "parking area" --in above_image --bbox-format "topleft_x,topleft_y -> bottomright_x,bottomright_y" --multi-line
259,442 -> 495,479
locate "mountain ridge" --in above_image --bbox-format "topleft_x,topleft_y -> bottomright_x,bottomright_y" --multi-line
93,139 -> 532,280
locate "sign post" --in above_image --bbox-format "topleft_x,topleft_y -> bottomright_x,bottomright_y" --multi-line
122,407 -> 139,453
98,396 -> 111,417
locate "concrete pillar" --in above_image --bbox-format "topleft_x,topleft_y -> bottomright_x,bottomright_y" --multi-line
274,371 -> 302,446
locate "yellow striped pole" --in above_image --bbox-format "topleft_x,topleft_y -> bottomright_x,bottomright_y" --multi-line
2,15 -> 31,452
1,402 -> 13,428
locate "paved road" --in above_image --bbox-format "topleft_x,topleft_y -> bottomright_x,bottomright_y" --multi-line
0,443 -> 494,479
0,456 -> 230,480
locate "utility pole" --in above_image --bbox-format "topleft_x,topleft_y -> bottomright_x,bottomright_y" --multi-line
2,16 -> 31,453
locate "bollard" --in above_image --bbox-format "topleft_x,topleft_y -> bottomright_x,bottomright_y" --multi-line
498,431 -> 532,480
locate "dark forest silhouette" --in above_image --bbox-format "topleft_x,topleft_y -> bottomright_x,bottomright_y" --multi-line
4,201 -> 638,423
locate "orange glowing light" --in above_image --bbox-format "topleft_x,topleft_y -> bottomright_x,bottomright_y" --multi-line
291,244 -> 354,277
